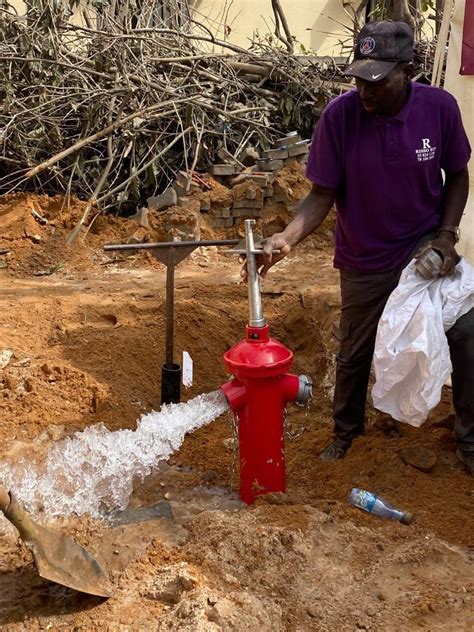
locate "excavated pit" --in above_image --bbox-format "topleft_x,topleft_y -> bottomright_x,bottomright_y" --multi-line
0,187 -> 473,630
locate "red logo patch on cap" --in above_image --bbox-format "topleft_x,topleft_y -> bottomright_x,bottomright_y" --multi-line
360,36 -> 376,55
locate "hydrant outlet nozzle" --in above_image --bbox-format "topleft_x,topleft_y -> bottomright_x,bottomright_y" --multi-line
296,375 -> 313,406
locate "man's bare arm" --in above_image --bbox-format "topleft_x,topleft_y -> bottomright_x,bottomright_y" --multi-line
255,183 -> 336,277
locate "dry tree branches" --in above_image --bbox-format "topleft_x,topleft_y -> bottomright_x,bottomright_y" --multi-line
0,0 -> 344,213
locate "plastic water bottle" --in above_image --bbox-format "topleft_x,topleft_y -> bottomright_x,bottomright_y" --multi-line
349,488 -> 413,525
415,248 -> 443,279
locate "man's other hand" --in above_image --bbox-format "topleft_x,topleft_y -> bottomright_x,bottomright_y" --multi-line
414,233 -> 458,276
239,233 -> 291,282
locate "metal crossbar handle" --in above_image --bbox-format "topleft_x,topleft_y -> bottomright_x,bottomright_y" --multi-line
104,239 -> 239,251
224,246 -> 280,255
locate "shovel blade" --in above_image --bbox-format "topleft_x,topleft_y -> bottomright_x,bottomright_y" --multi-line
3,493 -> 112,598
28,523 -> 112,598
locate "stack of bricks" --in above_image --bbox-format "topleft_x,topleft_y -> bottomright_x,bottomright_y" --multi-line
204,172 -> 274,228
203,132 -> 310,228
256,132 -> 309,173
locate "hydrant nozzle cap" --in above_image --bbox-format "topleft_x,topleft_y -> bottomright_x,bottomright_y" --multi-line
296,375 -> 313,406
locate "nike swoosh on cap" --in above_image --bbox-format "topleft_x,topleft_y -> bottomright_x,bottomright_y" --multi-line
372,73 -> 382,79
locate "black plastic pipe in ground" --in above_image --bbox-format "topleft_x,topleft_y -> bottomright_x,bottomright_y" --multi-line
161,363 -> 181,405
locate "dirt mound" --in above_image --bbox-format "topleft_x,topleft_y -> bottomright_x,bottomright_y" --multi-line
0,193 -> 135,277
3,503 -> 471,630
0,164 -> 472,630
0,163 -> 333,278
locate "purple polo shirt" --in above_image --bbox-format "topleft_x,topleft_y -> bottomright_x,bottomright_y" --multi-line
306,83 -> 471,272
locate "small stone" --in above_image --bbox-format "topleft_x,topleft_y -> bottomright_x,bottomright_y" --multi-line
179,570 -> 198,591
14,357 -> 31,368
376,542 -> 385,552
207,594 -> 218,606
41,363 -> 53,376
164,492 -> 171,500
152,583 -> 181,605
401,445 -> 437,473
419,603 -> 430,615
46,425 -> 66,442
0,349 -> 14,369
176,601 -> 193,619
307,605 -> 319,618
234,208 -> 261,219
202,470 -> 217,483
24,377 -> 35,393
4,375 -> 19,391
223,437 -> 236,451
147,187 -> 178,211
127,227 -> 149,246
376,591 -> 387,602
134,207 -> 150,228
237,146 -> 260,166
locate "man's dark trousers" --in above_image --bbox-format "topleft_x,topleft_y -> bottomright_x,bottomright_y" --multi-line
333,262 -> 474,451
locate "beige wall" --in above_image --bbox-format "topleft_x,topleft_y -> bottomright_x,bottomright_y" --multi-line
193,0 -> 356,57
7,1 -> 86,25
8,0 -> 23,12
7,0 -> 358,57
445,0 -> 474,262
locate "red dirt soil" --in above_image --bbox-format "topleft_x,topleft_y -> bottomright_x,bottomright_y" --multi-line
0,172 -> 473,630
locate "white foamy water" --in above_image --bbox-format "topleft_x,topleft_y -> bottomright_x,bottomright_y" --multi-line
0,390 -> 228,519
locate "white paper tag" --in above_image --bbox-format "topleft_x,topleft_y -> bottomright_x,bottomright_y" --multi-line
182,351 -> 193,388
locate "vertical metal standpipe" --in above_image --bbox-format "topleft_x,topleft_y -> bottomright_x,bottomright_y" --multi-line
161,248 -> 181,405
245,220 -> 266,328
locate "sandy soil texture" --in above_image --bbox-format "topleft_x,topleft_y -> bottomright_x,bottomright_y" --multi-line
0,181 -> 473,631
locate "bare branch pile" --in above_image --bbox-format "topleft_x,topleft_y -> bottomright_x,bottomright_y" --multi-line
0,0 -> 343,213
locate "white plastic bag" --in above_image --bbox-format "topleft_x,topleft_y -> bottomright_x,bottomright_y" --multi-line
372,258 -> 474,426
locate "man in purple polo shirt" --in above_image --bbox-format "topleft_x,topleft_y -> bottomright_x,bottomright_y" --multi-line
254,21 -> 474,472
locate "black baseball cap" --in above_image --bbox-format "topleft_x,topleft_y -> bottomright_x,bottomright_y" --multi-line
343,21 -> 414,82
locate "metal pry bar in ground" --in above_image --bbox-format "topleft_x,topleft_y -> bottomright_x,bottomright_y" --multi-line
103,239 -> 240,404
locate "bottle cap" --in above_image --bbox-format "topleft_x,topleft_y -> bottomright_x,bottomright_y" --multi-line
401,512 -> 414,525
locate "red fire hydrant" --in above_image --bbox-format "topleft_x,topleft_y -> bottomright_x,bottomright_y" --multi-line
221,220 -> 312,504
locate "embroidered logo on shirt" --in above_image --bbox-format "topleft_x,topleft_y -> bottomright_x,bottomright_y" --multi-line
360,37 -> 376,55
415,138 -> 437,162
